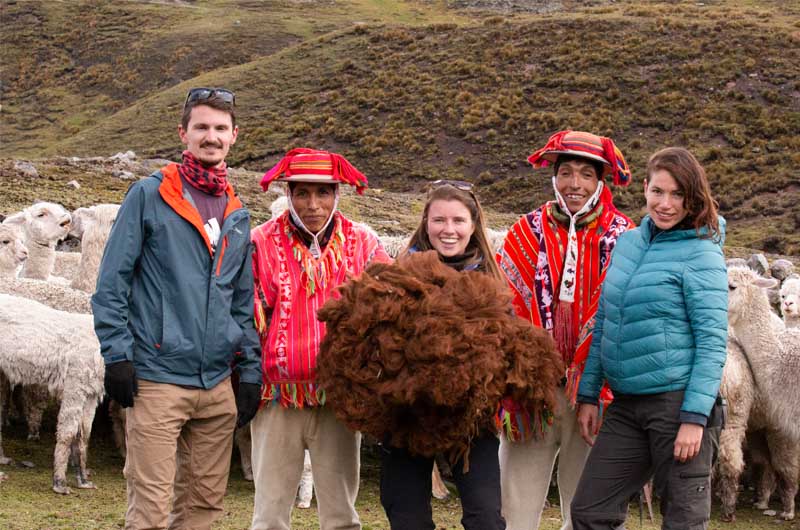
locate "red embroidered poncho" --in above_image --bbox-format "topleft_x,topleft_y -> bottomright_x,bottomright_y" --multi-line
251,211 -> 390,408
495,187 -> 634,440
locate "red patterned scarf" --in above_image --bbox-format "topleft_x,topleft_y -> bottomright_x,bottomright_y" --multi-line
178,150 -> 229,196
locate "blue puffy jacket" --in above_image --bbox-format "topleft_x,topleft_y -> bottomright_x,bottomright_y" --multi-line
92,164 -> 262,389
577,215 -> 728,423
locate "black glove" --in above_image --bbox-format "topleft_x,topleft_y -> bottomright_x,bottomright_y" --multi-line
236,382 -> 262,428
104,360 -> 138,408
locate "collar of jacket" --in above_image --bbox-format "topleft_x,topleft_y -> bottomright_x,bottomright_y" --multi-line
639,215 -> 726,247
158,163 -> 244,256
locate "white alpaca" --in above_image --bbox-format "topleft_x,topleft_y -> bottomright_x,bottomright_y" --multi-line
2,202 -> 71,281
0,277 -> 92,314
726,266 -> 800,520
68,205 -> 119,293
0,224 -> 28,277
780,278 -> 800,329
52,252 -> 81,282
52,207 -> 96,281
0,205 -> 118,440
0,205 -> 119,311
2,205 -> 71,440
270,195 -> 289,219
715,336 -> 794,521
0,224 -> 27,452
486,227 -> 507,253
0,294 -> 104,493
380,234 -> 411,258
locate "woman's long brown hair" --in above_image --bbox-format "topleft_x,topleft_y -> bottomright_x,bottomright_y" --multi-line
647,147 -> 721,241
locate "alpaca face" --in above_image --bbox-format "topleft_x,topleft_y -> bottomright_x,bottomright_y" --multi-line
780,279 -> 800,320
0,224 -> 28,273
727,267 -> 778,327
24,203 -> 71,245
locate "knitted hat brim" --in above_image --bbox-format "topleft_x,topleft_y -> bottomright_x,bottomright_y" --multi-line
540,150 -> 612,166
278,174 -> 339,184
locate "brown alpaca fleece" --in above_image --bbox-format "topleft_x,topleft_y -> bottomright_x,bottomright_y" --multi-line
317,250 -> 564,460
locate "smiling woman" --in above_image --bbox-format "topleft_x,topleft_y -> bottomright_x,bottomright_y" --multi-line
425,198 -> 475,257
572,147 -> 727,530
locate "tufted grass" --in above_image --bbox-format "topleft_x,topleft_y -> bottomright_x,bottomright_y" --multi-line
0,413 -> 789,529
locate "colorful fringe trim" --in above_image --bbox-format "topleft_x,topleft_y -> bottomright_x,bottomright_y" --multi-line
494,400 -> 554,443
285,214 -> 346,296
260,382 -> 326,409
565,365 -> 582,407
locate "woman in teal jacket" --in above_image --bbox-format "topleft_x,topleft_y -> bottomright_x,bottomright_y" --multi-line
570,147 -> 727,530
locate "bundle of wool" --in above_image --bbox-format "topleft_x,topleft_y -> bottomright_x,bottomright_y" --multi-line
317,250 -> 563,460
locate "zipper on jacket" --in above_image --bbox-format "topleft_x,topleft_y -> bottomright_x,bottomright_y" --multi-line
216,236 -> 229,277
201,209 -> 247,387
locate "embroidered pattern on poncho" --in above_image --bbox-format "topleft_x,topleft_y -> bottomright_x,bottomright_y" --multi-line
495,187 -> 633,441
251,211 -> 390,408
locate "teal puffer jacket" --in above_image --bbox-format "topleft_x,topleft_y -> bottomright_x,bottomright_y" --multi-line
577,215 -> 728,420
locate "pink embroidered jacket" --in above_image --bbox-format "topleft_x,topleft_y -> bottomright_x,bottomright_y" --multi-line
251,211 -> 390,408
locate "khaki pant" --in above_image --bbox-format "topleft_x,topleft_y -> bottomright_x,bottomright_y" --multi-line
124,378 -> 237,530
499,390 -> 590,530
250,405 -> 361,530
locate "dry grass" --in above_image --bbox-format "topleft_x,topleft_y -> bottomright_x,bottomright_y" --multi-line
0,414 -> 792,529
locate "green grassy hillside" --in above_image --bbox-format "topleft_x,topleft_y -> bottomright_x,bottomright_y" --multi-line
0,0 -> 464,156
1,0 -> 798,253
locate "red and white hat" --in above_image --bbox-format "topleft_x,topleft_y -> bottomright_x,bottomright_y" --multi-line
260,148 -> 369,194
527,130 -> 632,186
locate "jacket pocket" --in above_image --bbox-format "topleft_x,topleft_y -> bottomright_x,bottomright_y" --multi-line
160,292 -> 195,358
222,315 -> 244,358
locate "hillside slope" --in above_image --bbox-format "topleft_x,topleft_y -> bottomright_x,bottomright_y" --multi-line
3,1 -> 799,253
0,0 -> 464,157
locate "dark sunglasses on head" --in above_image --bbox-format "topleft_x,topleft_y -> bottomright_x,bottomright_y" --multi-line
429,179 -> 474,192
184,87 -> 235,108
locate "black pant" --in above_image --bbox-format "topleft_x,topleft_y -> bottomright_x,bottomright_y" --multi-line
570,391 -> 721,530
380,432 -> 506,530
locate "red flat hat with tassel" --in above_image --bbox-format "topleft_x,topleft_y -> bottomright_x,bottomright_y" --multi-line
260,148 -> 369,195
527,130 -> 632,187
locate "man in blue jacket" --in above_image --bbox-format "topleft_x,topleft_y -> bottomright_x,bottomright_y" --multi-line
92,88 -> 262,530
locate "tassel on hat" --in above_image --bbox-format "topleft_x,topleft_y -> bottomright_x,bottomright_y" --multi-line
260,148 -> 369,194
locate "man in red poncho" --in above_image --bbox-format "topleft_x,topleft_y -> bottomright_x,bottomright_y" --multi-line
495,131 -> 635,530
249,148 -> 390,530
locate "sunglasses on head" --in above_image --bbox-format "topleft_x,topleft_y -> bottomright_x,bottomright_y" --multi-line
184,87 -> 235,108
429,179 -> 474,192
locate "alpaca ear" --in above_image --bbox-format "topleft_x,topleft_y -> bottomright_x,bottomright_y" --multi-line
754,277 -> 779,290
2,211 -> 28,228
